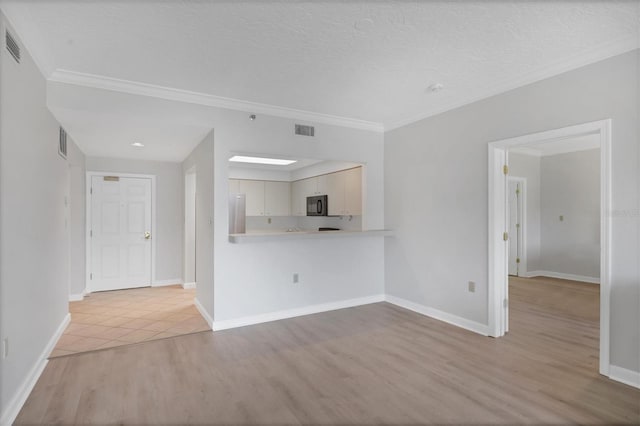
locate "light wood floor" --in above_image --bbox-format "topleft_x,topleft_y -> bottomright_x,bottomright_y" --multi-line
16,277 -> 639,425
51,285 -> 210,357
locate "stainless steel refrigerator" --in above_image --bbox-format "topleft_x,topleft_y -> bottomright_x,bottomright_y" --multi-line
229,193 -> 246,234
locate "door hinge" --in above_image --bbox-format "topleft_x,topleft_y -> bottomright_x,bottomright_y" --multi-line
90,230 -> 93,237
516,257 -> 520,264
90,273 -> 93,280
503,232 -> 509,241
90,187 -> 93,195
503,298 -> 508,308
503,165 -> 509,175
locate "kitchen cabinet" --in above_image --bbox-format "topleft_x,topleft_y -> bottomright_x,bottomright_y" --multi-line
327,167 -> 362,216
265,181 -> 290,216
291,177 -> 321,216
238,180 -> 265,216
325,171 -> 345,216
344,167 -> 362,215
290,167 -> 362,216
229,179 -> 240,194
231,179 -> 291,216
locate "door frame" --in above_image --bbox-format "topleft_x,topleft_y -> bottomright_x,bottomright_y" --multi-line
85,171 -> 157,293
184,166 -> 197,288
507,176 -> 527,277
487,119 -> 611,376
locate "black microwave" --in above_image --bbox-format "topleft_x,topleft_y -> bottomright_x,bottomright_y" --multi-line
307,195 -> 328,216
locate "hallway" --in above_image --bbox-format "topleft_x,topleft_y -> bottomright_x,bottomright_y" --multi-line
50,285 -> 210,357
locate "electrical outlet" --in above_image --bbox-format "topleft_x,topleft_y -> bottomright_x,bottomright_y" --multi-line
293,273 -> 299,284
2,338 -> 8,359
468,281 -> 476,293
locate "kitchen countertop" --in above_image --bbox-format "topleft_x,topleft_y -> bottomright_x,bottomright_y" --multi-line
228,229 -> 393,243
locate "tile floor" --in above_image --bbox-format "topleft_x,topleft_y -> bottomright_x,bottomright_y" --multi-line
50,285 -> 210,358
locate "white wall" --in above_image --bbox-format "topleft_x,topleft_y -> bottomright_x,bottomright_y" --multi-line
385,50 -> 639,373
509,153 -> 541,272
0,13 -> 74,422
212,110 -> 385,323
184,170 -> 196,284
85,157 -> 184,284
67,138 -> 86,297
540,148 -> 600,278
182,133 -> 215,317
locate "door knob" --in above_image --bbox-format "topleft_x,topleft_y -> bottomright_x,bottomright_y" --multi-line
144,231 -> 151,240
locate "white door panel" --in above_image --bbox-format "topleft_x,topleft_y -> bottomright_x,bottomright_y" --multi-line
91,176 -> 152,291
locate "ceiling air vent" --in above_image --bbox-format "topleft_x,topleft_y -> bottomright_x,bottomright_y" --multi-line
58,127 -> 68,159
295,124 -> 315,137
5,30 -> 20,63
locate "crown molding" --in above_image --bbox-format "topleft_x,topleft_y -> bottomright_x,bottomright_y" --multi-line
48,69 -> 385,133
386,35 -> 640,131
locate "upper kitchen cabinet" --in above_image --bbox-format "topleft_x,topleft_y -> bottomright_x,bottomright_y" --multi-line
290,166 -> 363,216
344,167 -> 362,216
326,171 -> 345,216
265,181 -> 290,216
229,179 -> 240,194
238,180 -> 265,216
232,179 -> 292,217
327,167 -> 362,216
291,178 -> 313,216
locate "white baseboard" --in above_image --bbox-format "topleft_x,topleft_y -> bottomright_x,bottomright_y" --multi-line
609,365 -> 640,389
0,313 -> 70,426
68,289 -> 88,302
212,294 -> 386,331
151,279 -> 183,287
194,297 -> 213,328
384,295 -> 490,336
182,282 -> 196,289
521,270 -> 599,284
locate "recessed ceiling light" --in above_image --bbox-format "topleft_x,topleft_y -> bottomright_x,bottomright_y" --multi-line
229,155 -> 297,166
131,142 -> 144,147
426,83 -> 444,93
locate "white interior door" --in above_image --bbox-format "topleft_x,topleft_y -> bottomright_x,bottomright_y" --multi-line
508,180 -> 521,276
90,176 -> 152,291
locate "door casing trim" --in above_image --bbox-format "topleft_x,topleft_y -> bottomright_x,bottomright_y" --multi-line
487,119 -> 611,377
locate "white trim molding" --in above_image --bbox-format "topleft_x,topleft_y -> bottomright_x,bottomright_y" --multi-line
608,365 -> 640,389
521,270 -> 600,284
151,279 -> 183,287
0,313 -> 70,426
212,294 -> 385,331
488,119 -> 612,378
194,298 -> 213,329
385,295 -> 490,336
49,69 -> 384,133
182,282 -> 196,289
68,289 -> 88,302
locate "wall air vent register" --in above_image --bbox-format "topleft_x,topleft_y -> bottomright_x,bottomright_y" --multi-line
5,30 -> 20,63
59,127 -> 68,159
295,124 -> 315,137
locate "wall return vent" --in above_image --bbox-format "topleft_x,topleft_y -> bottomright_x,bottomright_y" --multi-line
5,30 -> 20,63
59,127 -> 68,159
295,124 -> 315,137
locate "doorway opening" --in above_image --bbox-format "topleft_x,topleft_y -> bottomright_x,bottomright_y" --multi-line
488,119 -> 611,377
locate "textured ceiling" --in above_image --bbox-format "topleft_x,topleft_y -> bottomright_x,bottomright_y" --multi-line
1,1 -> 638,160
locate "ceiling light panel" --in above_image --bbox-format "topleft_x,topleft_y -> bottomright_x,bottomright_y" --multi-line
229,155 -> 297,166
